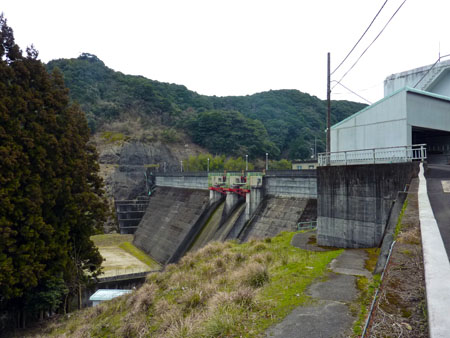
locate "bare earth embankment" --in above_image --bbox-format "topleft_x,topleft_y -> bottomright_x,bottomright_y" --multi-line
91,234 -> 160,277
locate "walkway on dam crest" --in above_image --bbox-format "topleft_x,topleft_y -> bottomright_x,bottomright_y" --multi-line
266,231 -> 370,338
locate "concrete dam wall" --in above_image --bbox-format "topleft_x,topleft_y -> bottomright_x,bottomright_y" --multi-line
133,171 -> 318,265
133,186 -> 220,264
238,172 -> 317,241
155,174 -> 208,190
317,162 -> 419,248
239,196 -> 311,241
264,176 -> 317,198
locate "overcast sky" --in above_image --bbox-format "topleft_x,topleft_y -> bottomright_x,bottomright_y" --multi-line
2,0 -> 450,104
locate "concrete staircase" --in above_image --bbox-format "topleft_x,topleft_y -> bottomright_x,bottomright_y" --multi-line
115,197 -> 149,234
418,65 -> 447,91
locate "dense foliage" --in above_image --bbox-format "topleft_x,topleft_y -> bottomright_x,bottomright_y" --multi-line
46,55 -> 366,160
184,154 -> 291,171
0,16 -> 108,328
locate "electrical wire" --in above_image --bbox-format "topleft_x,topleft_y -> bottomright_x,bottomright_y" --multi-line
331,80 -> 372,104
332,0 -> 408,91
331,0 -> 389,76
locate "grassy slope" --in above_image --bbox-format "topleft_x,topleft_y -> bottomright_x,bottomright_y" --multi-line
42,232 -> 342,337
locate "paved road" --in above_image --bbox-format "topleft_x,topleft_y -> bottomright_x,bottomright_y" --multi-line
425,164 -> 450,260
266,232 -> 370,338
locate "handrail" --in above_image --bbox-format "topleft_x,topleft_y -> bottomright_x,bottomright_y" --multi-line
318,144 -> 427,166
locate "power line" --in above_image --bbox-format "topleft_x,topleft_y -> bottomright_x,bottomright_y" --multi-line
331,80 -> 372,104
332,0 -> 408,91
331,0 -> 389,76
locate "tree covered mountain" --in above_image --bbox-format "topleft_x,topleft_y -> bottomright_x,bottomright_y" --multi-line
47,54 -> 366,159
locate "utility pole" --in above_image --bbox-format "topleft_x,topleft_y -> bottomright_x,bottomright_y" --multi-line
314,137 -> 317,160
326,52 -> 331,165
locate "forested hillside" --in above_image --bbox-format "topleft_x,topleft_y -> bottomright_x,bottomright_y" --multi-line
47,54 -> 366,160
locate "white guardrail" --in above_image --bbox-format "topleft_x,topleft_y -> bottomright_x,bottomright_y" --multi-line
318,144 -> 427,166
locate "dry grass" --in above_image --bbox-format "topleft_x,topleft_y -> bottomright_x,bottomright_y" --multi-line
366,179 -> 428,337
34,232 -> 342,337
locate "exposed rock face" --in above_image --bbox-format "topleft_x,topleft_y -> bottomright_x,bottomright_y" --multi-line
95,139 -> 205,201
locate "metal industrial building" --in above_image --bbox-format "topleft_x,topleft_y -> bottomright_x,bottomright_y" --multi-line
330,59 -> 450,156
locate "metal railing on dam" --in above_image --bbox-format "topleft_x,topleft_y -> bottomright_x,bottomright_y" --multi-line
154,170 -> 316,177
318,144 -> 427,166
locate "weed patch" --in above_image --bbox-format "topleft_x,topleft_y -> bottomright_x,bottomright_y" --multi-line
394,199 -> 408,239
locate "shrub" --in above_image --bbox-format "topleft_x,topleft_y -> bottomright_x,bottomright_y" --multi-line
234,252 -> 246,265
201,307 -> 235,337
252,242 -> 268,252
231,287 -> 255,308
236,263 -> 270,288
126,283 -> 157,314
179,289 -> 205,310
252,252 -> 274,265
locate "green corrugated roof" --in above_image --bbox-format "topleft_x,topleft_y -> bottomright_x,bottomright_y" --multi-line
331,86 -> 450,129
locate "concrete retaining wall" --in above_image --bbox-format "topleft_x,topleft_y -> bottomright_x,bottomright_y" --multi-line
418,163 -> 450,337
155,175 -> 208,190
317,162 -> 419,248
264,177 -> 317,198
133,187 -> 212,264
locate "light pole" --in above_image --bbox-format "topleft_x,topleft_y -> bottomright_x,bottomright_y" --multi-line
207,158 -> 210,173
245,155 -> 248,171
164,162 -> 166,173
181,160 -> 183,172
314,137 -> 317,160
265,153 -> 269,171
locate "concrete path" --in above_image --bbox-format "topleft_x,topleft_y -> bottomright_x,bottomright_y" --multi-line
266,232 -> 369,338
425,164 -> 450,259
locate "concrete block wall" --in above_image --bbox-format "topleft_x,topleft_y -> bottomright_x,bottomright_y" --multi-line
133,187 -> 211,264
317,162 -> 419,248
264,177 -> 317,198
155,175 -> 208,190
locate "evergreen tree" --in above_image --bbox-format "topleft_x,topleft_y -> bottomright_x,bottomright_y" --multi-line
0,14 -> 107,328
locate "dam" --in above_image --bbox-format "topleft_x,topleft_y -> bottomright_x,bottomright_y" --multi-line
131,159 -> 421,266
133,170 -> 317,265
